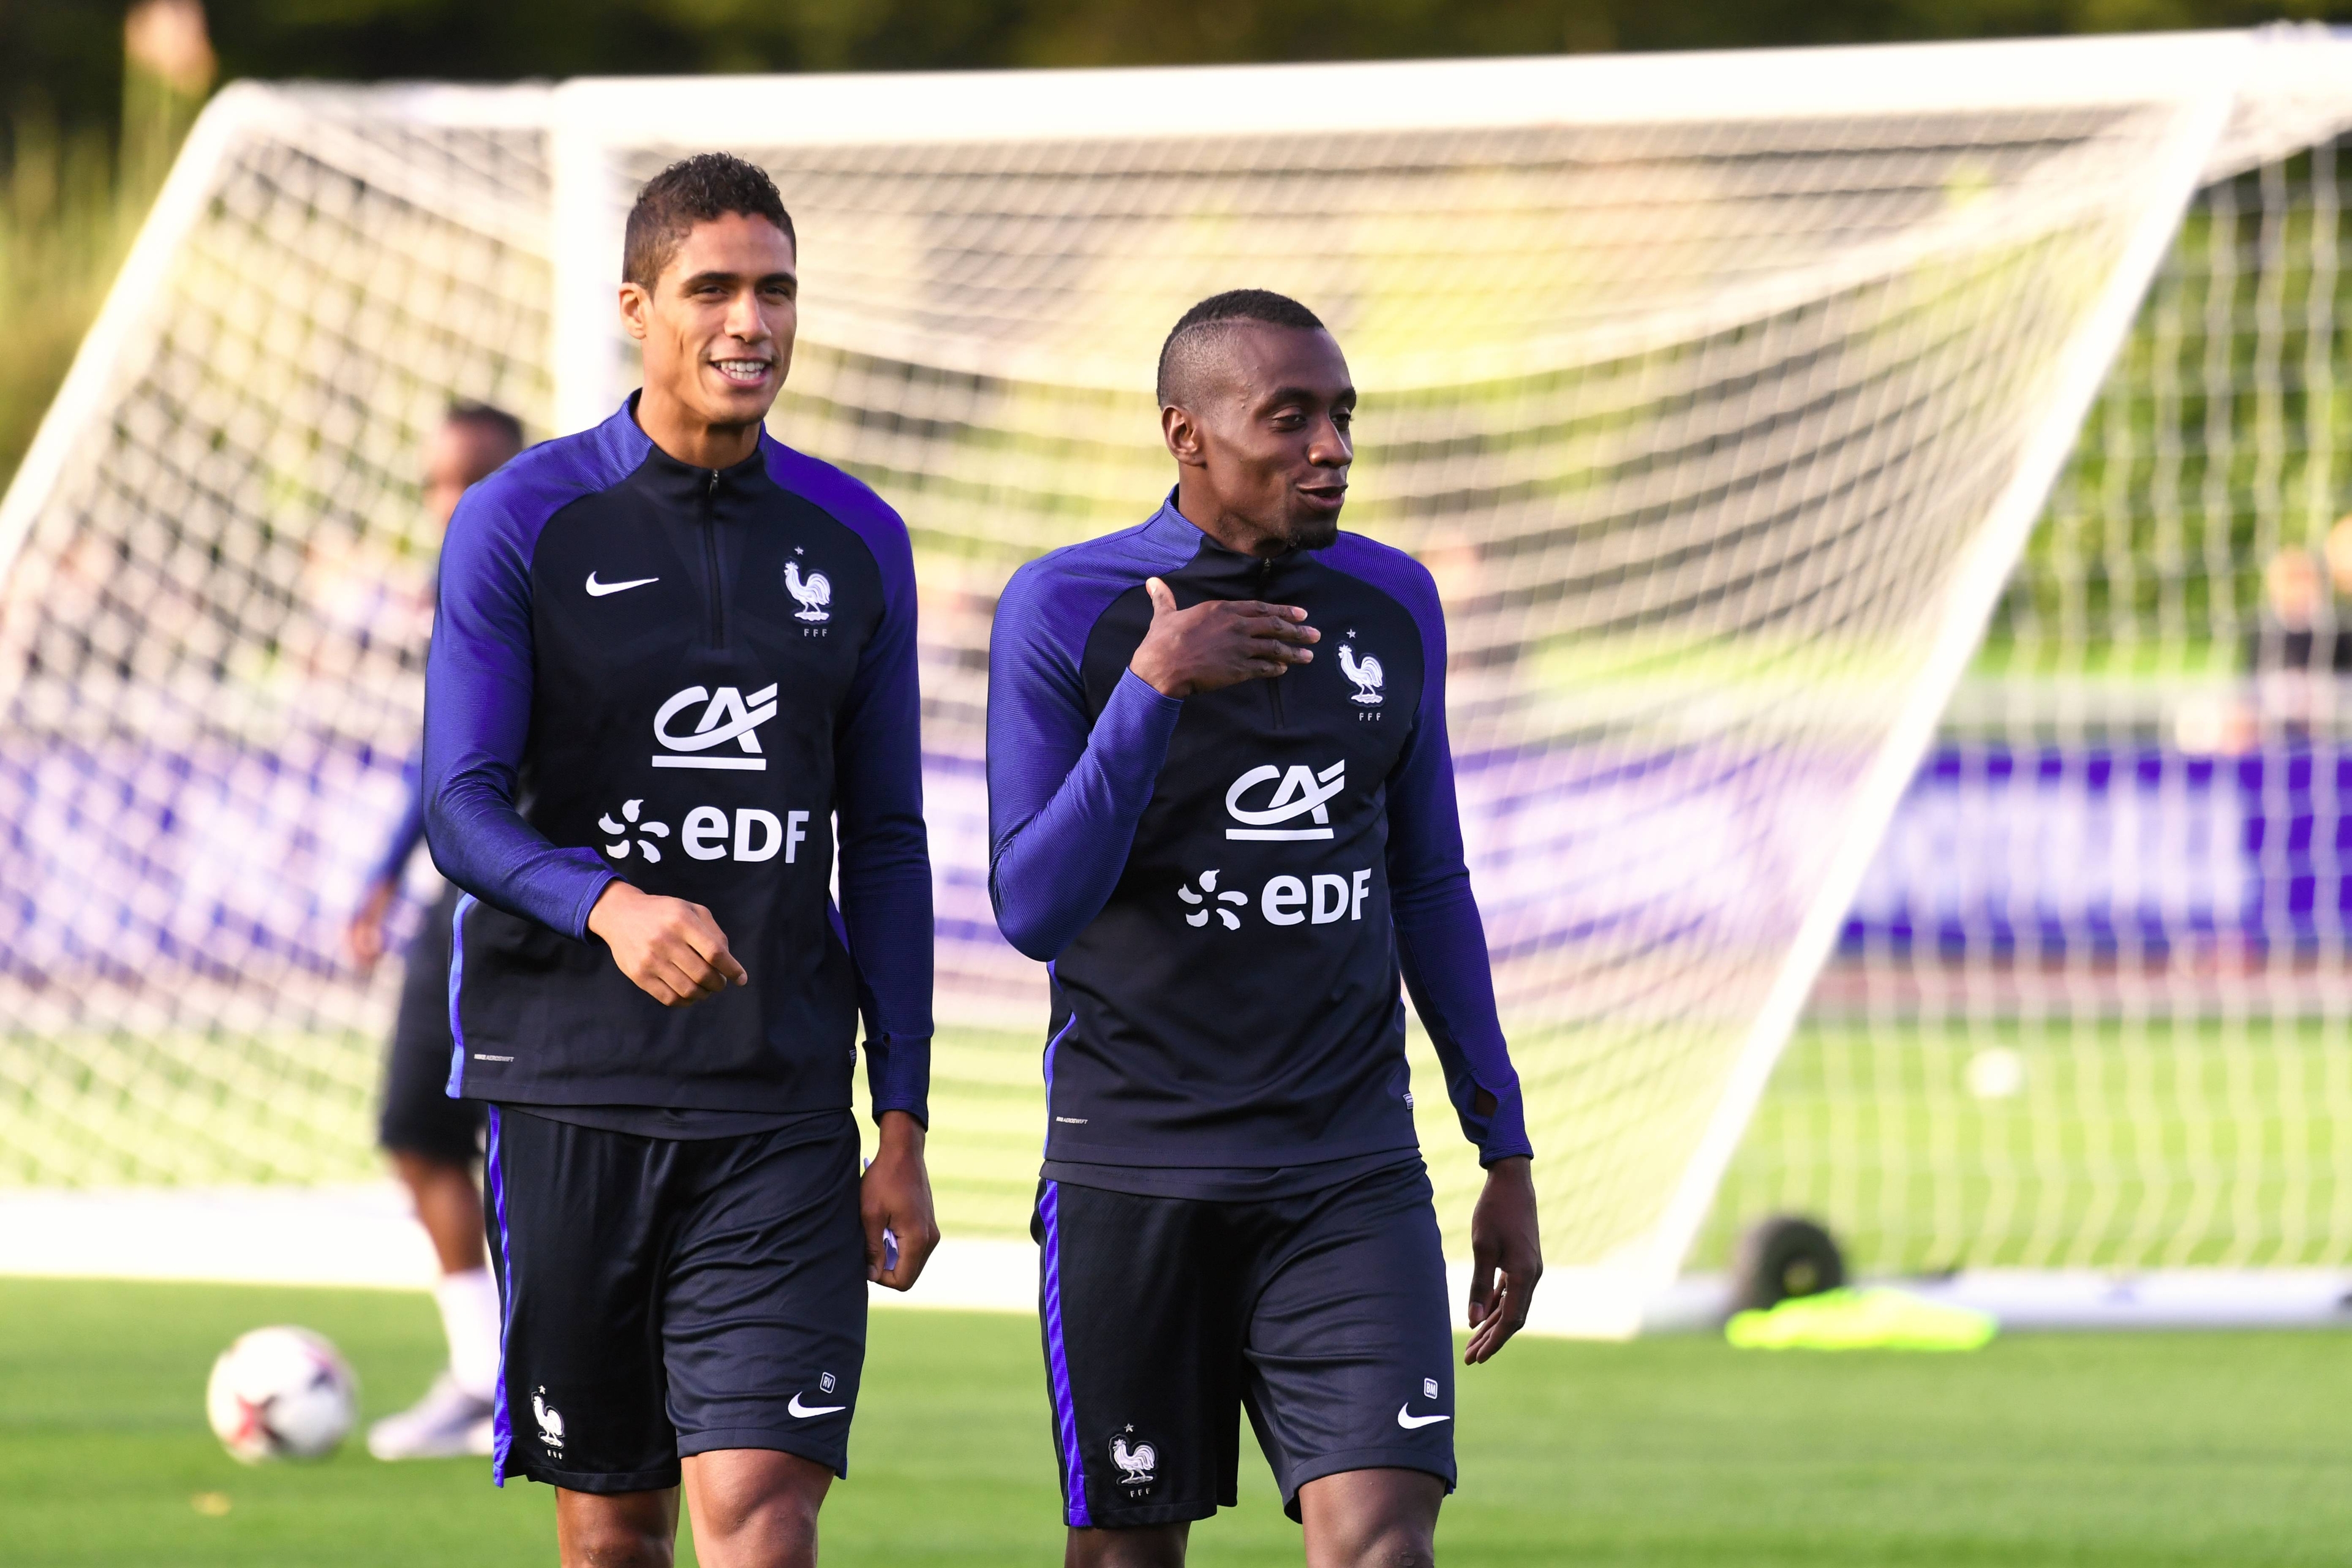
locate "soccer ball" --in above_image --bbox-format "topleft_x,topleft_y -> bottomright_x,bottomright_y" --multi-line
205,1326 -> 359,1463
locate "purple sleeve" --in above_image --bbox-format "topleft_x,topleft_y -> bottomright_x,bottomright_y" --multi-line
368,747 -> 428,887
422,478 -> 617,940
1340,546 -> 1532,1167
987,560 -> 1184,962
768,447 -> 934,1125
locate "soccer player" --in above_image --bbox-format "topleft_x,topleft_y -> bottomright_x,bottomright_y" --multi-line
988,289 -> 1543,1567
423,154 -> 938,1568
346,401 -> 526,1461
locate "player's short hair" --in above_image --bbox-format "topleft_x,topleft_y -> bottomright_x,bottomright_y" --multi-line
623,153 -> 796,290
444,401 -> 524,462
1156,289 -> 1327,409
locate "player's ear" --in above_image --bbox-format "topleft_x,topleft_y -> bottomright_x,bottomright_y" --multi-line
618,279 -> 652,342
1162,402 -> 1206,467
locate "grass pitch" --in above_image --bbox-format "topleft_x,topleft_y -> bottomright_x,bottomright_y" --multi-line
6,1278 -> 2351,1566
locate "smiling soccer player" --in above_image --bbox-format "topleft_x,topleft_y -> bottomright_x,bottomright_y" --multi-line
424,154 -> 937,1568
988,290 -> 1542,1567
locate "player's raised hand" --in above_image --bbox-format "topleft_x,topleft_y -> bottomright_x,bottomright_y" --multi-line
586,880 -> 750,1006
1464,1155 -> 1542,1363
1128,575 -> 1319,698
861,1110 -> 941,1291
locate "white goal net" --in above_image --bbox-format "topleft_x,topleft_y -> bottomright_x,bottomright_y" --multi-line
1706,92 -> 2352,1280
6,33 -> 2350,1329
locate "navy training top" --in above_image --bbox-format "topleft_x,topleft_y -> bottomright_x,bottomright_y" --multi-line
423,397 -> 933,1127
987,496 -> 1531,1196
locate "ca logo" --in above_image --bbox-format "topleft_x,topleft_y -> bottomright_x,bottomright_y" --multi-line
653,684 -> 777,772
1225,761 -> 1344,841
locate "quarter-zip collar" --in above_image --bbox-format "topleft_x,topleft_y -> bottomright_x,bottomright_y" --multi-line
1140,488 -> 1317,592
595,391 -> 775,503
620,399 -> 774,652
631,418 -> 773,509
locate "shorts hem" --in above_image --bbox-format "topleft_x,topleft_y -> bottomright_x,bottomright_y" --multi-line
503,1457 -> 682,1494
1074,1496 -> 1226,1530
677,1427 -> 850,1480
1278,1447 -> 1457,1518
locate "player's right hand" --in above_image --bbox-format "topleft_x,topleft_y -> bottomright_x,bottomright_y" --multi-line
586,881 -> 749,1007
345,876 -> 399,974
1128,575 -> 1318,698
1465,1155 -> 1542,1364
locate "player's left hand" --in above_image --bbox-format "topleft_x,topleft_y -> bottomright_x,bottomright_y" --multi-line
1464,1155 -> 1541,1363
861,1110 -> 941,1292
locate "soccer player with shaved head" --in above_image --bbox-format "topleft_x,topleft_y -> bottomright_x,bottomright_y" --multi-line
424,154 -> 937,1568
989,290 -> 1542,1566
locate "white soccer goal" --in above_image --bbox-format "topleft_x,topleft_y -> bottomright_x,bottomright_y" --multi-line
6,33 -> 2351,1332
1706,77 -> 2352,1295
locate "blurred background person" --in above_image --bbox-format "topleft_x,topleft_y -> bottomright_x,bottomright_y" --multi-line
2324,511 -> 2352,606
2243,545 -> 2350,742
345,402 -> 526,1461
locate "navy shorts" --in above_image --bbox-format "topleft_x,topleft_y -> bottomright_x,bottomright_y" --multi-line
1033,1159 -> 1455,1529
377,884 -> 484,1163
484,1106 -> 867,1493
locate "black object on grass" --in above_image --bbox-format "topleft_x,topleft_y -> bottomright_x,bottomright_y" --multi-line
1732,1215 -> 1846,1314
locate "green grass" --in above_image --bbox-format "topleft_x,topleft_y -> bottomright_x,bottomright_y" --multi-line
1701,1016 -> 2352,1273
7,1278 -> 2352,1566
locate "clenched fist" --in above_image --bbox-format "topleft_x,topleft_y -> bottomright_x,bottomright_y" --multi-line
586,880 -> 748,1006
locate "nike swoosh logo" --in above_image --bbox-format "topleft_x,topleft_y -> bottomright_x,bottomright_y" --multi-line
1396,1406 -> 1452,1430
788,1393 -> 847,1419
586,572 -> 658,597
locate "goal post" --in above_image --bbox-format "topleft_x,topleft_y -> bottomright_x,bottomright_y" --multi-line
1630,74 -> 2244,1311
9,33 -> 2352,1332
1708,62 -> 2352,1291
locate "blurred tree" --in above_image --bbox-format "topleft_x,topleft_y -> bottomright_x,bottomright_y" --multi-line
1,4 -> 134,160
12,0 -> 2352,147
1,0 -> 213,491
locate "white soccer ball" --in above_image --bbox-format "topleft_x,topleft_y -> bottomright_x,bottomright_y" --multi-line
205,1326 -> 359,1463
1965,1046 -> 2027,1101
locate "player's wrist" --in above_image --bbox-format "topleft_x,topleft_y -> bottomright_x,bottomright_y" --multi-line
1128,646 -> 1191,699
584,878 -> 647,940
874,1107 -> 927,1154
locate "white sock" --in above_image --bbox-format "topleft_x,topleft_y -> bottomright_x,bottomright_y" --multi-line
435,1267 -> 502,1403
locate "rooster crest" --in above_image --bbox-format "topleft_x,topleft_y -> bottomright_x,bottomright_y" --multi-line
1110,1433 -> 1156,1481
1337,643 -> 1384,706
533,1390 -> 565,1445
785,559 -> 832,623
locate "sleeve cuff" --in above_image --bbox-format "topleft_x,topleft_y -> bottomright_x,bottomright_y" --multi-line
1476,1086 -> 1534,1167
563,863 -> 622,941
867,1031 -> 933,1129
1112,666 -> 1186,725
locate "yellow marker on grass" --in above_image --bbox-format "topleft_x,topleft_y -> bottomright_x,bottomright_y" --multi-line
1726,1287 -> 1997,1351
